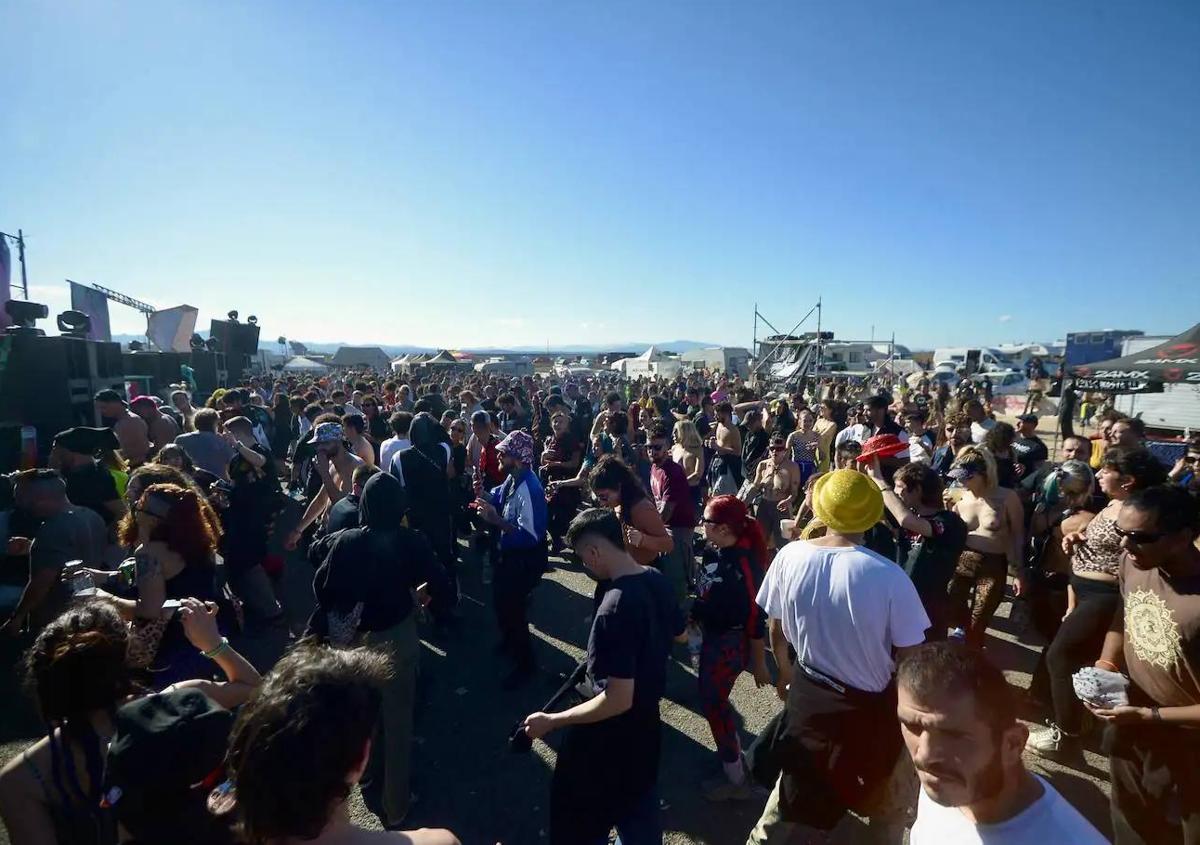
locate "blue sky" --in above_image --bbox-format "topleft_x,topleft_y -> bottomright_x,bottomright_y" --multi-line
4,1 -> 1198,350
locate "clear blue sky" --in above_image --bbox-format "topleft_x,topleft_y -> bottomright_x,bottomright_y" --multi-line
4,1 -> 1198,350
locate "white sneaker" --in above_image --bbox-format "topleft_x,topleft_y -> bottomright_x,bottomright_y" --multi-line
1025,723 -> 1080,759
948,627 -> 966,641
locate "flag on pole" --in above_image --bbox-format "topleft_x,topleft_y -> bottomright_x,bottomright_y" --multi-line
0,236 -> 11,325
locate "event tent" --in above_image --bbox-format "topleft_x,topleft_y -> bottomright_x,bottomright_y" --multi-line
1070,322 -> 1200,394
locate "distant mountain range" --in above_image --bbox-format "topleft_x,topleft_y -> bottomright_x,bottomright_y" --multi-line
108,334 -> 721,357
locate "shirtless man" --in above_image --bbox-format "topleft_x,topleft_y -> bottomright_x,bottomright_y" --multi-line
284,422 -> 365,550
706,401 -> 743,496
946,447 -> 1023,647
747,434 -> 801,553
129,396 -> 181,453
342,413 -> 377,467
93,389 -> 151,467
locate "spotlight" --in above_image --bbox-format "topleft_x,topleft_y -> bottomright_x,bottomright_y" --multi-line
205,337 -> 221,353
4,300 -> 49,334
227,310 -> 239,322
189,333 -> 205,351
247,315 -> 258,326
57,310 -> 92,338
128,340 -> 145,352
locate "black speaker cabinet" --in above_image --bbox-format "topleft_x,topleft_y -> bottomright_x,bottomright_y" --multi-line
209,320 -> 260,358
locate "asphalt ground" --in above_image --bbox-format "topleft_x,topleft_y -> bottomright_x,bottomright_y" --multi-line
1,428 -> 1116,844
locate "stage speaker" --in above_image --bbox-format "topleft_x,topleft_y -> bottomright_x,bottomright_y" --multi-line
0,334 -> 124,470
209,319 -> 260,358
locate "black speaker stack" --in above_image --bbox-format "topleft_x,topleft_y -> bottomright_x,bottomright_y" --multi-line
0,333 -> 125,470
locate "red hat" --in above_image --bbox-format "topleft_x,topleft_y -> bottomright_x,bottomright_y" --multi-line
856,434 -> 908,463
129,396 -> 158,413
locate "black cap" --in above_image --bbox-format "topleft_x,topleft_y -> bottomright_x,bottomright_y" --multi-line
1016,413 -> 1039,423
102,689 -> 234,842
53,426 -> 120,454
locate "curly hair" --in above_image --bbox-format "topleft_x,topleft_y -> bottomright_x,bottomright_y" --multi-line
122,483 -> 219,570
226,643 -> 393,843
23,600 -> 132,728
983,421 -> 1016,454
1101,447 -> 1167,490
120,466 -> 221,549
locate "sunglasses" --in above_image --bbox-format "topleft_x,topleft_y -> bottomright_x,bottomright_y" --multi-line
1113,526 -> 1167,545
770,445 -> 787,452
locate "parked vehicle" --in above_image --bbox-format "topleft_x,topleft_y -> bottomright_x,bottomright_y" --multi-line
932,347 -> 1015,375
970,370 -> 1030,396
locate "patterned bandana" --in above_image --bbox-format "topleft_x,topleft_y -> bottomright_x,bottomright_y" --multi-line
313,422 -> 344,444
497,429 -> 535,465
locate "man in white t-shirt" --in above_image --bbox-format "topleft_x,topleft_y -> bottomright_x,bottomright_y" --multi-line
379,411 -> 413,476
898,642 -> 1106,844
748,469 -> 930,843
965,399 -> 996,444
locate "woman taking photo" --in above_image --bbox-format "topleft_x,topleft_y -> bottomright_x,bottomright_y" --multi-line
945,447 -> 1024,648
671,420 -> 706,514
103,483 -> 224,685
0,599 -> 259,845
1026,447 -> 1165,759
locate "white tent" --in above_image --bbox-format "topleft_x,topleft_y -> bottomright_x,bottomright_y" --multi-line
282,355 -> 329,374
612,345 -> 681,378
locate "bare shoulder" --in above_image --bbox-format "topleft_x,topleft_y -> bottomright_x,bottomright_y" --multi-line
0,736 -> 45,793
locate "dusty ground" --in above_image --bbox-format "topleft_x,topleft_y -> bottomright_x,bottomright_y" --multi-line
1,441 -> 1115,843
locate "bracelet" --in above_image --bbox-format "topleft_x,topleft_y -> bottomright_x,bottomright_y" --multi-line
1151,706 -> 1162,722
202,638 -> 230,659
1095,659 -> 1121,673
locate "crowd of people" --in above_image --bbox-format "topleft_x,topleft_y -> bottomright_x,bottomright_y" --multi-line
1,363 -> 1198,844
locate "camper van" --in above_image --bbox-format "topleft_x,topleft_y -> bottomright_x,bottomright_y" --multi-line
932,347 -> 1015,376
473,357 -> 534,378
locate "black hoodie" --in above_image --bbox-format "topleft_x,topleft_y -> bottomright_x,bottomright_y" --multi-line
306,473 -> 451,635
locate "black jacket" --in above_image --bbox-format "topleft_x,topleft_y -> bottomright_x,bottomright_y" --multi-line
307,474 -> 451,635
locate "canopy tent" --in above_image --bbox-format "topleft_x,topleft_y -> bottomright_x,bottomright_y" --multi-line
426,349 -> 462,366
611,345 -> 681,378
1069,322 -> 1200,394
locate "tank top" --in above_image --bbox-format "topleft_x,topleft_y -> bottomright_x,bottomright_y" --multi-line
1072,511 -> 1122,578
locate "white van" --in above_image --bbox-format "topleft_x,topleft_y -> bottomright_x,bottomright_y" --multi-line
932,347 -> 1015,375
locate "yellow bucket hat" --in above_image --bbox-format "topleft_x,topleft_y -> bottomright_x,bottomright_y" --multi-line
811,469 -> 884,535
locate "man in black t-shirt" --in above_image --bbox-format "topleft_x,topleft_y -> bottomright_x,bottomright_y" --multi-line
1012,413 -> 1049,480
49,427 -> 126,530
522,508 -> 684,845
222,416 -> 283,626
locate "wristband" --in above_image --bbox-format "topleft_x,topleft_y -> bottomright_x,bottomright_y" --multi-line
202,637 -> 230,659
1151,706 -> 1162,722
1095,659 -> 1121,673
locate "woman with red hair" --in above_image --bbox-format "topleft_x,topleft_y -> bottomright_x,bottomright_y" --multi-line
693,494 -> 772,801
